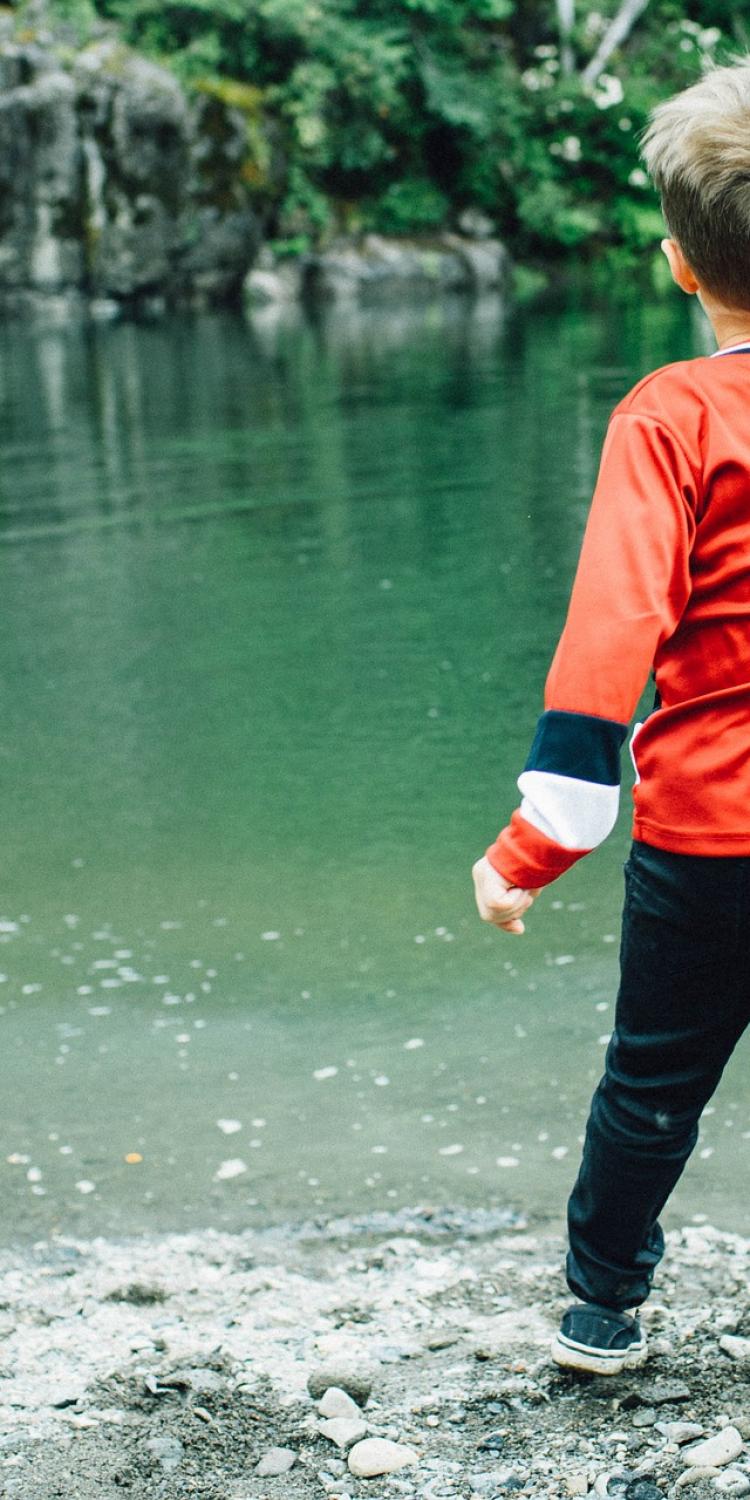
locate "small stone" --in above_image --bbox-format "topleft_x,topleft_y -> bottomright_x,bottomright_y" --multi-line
632,1409 -> 657,1429
639,1381 -> 691,1406
468,1473 -> 498,1495
656,1422 -> 704,1445
255,1447 -> 297,1476
319,1388 -> 363,1420
720,1336 -> 750,1363
347,1438 -> 419,1478
477,1432 -> 505,1453
682,1429 -> 744,1470
566,1474 -> 588,1496
593,1478 -> 632,1499
427,1333 -> 460,1351
677,1468 -> 722,1489
144,1435 -> 184,1472
714,1472 -> 750,1496
624,1483 -> 664,1500
307,1367 -> 373,1407
320,1417 -> 368,1449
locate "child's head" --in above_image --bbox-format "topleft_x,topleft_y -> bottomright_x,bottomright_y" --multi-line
641,57 -> 750,313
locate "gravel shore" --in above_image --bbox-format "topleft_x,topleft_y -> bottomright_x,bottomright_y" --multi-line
3,1208 -> 750,1500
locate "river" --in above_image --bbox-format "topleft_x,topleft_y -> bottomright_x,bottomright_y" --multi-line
1,286 -> 742,1246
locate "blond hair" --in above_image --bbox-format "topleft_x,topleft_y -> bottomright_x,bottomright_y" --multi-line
640,57 -> 750,309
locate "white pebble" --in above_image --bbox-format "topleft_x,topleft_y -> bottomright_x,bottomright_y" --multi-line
683,1428 -> 743,1469
348,1438 -> 418,1478
216,1119 -> 242,1134
214,1159 -> 247,1180
319,1416 -> 368,1448
313,1067 -> 338,1081
75,1180 -> 96,1194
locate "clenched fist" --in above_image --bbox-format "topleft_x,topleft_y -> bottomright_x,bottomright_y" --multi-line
471,856 -> 538,936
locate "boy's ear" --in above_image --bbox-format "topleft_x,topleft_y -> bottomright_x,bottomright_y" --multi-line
660,238 -> 701,295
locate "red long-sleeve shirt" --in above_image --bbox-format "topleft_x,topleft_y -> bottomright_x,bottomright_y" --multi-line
486,341 -> 750,890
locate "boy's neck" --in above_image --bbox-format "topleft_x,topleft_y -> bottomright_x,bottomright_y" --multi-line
701,299 -> 750,350
715,323 -> 750,350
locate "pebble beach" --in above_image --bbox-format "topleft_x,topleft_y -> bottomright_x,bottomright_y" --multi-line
4,1209 -> 750,1500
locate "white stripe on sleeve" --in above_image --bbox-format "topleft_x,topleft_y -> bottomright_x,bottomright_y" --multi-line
517,769 -> 620,851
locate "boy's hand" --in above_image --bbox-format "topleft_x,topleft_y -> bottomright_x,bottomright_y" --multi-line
471,856 -> 538,935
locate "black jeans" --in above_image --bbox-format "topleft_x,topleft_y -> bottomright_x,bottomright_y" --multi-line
566,837 -> 750,1311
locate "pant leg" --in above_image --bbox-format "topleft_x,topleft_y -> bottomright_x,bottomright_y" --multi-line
566,839 -> 750,1311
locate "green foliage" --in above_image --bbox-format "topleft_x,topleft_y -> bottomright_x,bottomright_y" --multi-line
86,0 -> 744,258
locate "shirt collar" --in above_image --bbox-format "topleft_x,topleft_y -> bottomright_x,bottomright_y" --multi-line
711,341 -> 750,356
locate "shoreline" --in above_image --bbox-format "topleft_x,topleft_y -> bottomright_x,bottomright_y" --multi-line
4,1210 -> 750,1499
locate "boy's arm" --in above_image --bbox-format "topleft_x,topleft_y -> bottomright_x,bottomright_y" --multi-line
483,407 -> 698,898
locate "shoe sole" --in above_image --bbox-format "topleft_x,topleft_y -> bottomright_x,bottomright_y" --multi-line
550,1330 -> 648,1376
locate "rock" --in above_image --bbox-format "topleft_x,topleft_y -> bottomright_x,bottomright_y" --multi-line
624,1484 -> 664,1500
477,1431 -> 505,1452
714,1473 -> 750,1495
638,1380 -> 691,1406
426,1332 -> 461,1351
347,1438 -> 419,1478
457,207 -> 496,239
631,1409 -> 657,1428
439,232 -> 510,291
319,1417 -> 368,1449
51,1387 -> 86,1408
682,1430 -> 744,1469
592,1478 -> 633,1499
319,1387 -> 363,1420
720,1336 -> 750,1362
677,1469 -> 722,1489
656,1422 -> 704,1445
159,1365 -> 225,1394
468,1474 -> 500,1495
565,1474 -> 588,1496
307,1367 -> 373,1407
243,262 -> 302,306
255,1447 -> 297,1477
144,1435 -> 184,1472
303,232 -> 510,303
0,23 -> 264,313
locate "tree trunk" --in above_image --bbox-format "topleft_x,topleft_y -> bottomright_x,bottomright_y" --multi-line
582,0 -> 651,87
556,0 -> 576,76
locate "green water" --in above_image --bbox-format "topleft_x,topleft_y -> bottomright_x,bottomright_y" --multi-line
1,289 -> 745,1247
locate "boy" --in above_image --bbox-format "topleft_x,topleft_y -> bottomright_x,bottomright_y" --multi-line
472,57 -> 750,1376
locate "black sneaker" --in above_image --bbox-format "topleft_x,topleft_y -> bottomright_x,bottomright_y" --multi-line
551,1301 -> 647,1375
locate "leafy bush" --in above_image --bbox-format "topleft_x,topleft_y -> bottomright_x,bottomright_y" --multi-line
36,0 -> 745,259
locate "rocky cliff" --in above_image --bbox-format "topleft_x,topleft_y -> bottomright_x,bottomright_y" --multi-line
0,12 -> 510,319
0,16 -> 268,314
